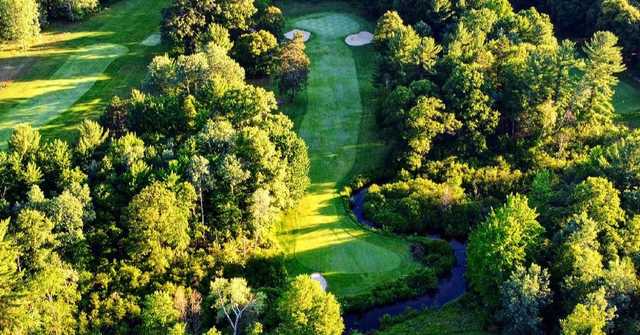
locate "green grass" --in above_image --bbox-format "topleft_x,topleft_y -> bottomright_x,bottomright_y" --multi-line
614,75 -> 640,128
276,2 -> 421,298
0,0 -> 169,142
376,296 -> 491,335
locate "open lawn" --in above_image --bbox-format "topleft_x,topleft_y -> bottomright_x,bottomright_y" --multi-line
276,2 -> 421,298
0,0 -> 169,143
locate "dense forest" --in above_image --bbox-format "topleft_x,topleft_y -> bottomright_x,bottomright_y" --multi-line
357,0 -> 640,333
0,0 -> 640,334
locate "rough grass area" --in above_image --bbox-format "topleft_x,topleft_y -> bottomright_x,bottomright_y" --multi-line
276,3 -> 421,298
614,75 -> 640,128
376,296 -> 491,335
0,0 -> 169,142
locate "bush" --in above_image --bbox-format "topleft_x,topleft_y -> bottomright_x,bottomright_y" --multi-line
0,0 -> 40,46
409,237 -> 455,277
363,178 -> 481,237
341,267 -> 438,313
40,0 -> 99,22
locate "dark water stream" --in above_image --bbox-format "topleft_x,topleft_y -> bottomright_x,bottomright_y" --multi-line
344,187 -> 468,334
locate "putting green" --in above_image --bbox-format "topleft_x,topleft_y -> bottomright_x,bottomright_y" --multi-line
0,44 -> 127,143
278,11 -> 420,297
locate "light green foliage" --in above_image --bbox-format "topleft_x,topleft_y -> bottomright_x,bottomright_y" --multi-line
577,31 -> 626,126
555,214 -> 605,308
571,177 -> 625,257
276,275 -> 344,335
0,0 -> 39,46
210,277 -> 264,335
499,264 -> 552,335
400,96 -> 460,170
126,181 -> 196,274
142,291 -> 182,335
76,120 -> 108,159
560,288 -> 616,335
198,23 -> 233,52
467,194 -> 543,307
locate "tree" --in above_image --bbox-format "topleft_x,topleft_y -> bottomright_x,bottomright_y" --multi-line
126,181 -> 196,274
0,0 -> 40,47
277,32 -> 310,100
399,96 -> 460,171
576,31 -> 625,127
571,177 -> 625,258
256,5 -> 284,36
233,30 -> 278,77
560,288 -> 616,335
467,194 -> 544,307
209,277 -> 265,335
499,263 -> 552,335
275,275 -> 344,335
142,291 -> 184,335
187,155 -> 210,225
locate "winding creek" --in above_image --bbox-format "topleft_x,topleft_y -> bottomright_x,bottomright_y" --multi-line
344,187 -> 468,333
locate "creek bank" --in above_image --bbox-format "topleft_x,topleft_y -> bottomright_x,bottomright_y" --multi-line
344,187 -> 468,334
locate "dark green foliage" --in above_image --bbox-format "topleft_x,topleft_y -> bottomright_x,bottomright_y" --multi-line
363,178 -> 480,237
341,267 -> 438,313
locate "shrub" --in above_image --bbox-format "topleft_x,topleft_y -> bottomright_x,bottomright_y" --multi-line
363,178 -> 480,237
341,267 -> 438,312
0,0 -> 40,46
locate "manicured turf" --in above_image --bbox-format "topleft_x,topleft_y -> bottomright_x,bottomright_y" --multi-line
614,75 -> 640,128
0,0 -> 169,142
376,296 -> 490,335
276,2 -> 421,298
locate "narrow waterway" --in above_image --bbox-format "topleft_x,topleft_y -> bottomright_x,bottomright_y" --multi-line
344,187 -> 468,333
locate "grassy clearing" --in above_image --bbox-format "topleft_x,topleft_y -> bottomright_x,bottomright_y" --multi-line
276,2 -> 420,298
614,75 -> 640,128
0,0 -> 169,142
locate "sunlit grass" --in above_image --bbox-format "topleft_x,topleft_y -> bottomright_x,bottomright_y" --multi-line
277,6 -> 420,298
0,0 -> 170,142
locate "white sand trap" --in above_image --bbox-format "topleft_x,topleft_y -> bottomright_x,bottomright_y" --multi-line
310,273 -> 328,291
284,29 -> 311,42
345,31 -> 374,46
141,33 -> 161,46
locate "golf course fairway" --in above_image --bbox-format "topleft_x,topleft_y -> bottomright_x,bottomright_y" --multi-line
278,8 -> 420,297
0,0 -> 169,142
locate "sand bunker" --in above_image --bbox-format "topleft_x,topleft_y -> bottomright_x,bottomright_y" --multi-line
141,33 -> 161,46
310,273 -> 328,291
345,31 -> 374,46
284,29 -> 311,42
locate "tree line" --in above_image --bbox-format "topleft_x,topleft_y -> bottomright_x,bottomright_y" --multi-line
0,0 -> 338,334
355,0 -> 640,333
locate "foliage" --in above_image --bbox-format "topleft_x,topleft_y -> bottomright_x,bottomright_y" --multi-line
467,194 -> 543,307
560,288 -> 616,335
498,263 -> 552,335
276,32 -> 310,100
0,0 -> 40,47
275,275 -> 344,335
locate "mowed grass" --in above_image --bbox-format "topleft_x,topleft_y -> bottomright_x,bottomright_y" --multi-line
276,3 -> 421,298
614,75 -> 640,128
0,0 -> 169,142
